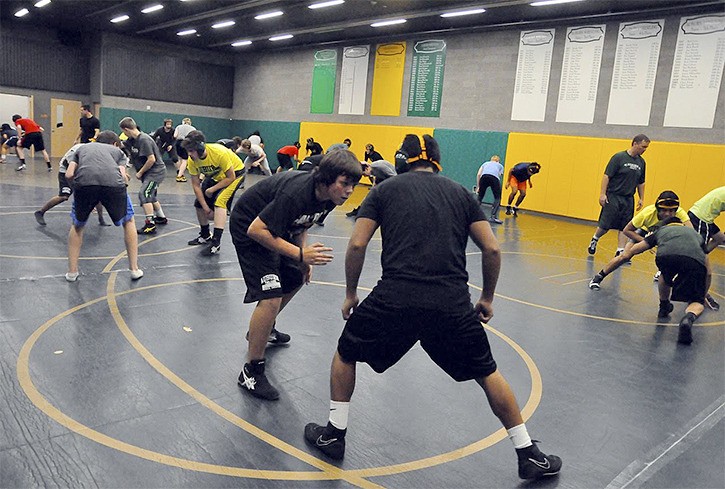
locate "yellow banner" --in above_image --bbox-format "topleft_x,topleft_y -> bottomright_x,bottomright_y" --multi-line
370,42 -> 406,116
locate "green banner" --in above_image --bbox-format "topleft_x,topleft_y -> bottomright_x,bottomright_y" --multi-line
407,40 -> 447,117
310,49 -> 338,114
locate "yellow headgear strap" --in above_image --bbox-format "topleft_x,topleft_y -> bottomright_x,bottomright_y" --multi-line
406,141 -> 442,171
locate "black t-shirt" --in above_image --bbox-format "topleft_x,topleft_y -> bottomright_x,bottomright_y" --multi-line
230,171 -> 334,241
151,127 -> 175,147
298,154 -> 324,172
365,150 -> 383,162
306,141 -> 323,156
511,163 -> 534,182
358,171 -> 487,307
2,128 -> 17,140
79,116 -> 100,143
605,150 -> 646,197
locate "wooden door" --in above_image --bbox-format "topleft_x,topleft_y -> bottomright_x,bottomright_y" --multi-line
50,98 -> 81,157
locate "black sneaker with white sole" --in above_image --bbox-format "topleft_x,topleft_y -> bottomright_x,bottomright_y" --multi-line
587,238 -> 598,255
245,327 -> 291,345
201,242 -> 221,256
188,234 -> 211,245
677,313 -> 695,345
304,422 -> 346,460
705,294 -> 720,311
238,361 -> 279,400
657,300 -> 674,318
516,442 -> 562,480
588,273 -> 604,290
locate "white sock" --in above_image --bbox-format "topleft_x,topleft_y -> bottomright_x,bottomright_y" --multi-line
155,209 -> 166,219
329,400 -> 349,430
591,235 -> 599,241
507,423 -> 532,449
616,247 -> 624,253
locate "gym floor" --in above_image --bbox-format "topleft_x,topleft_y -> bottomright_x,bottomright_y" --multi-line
1,156 -> 723,489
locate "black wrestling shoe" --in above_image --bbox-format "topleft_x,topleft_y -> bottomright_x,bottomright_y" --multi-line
587,238 -> 598,255
677,314 -> 694,345
304,422 -> 346,460
658,300 -> 674,318
238,361 -> 279,400
516,442 -> 562,480
187,234 -> 211,245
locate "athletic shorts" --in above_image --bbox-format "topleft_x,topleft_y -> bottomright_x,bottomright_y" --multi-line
175,140 -> 188,160
478,174 -> 502,202
58,173 -> 72,197
337,291 -> 498,382
71,186 -> 133,227
597,194 -> 634,231
194,171 -> 245,211
655,254 -> 707,304
688,211 -> 720,249
20,132 -> 45,151
138,179 -> 161,205
276,153 -> 294,170
4,136 -> 18,148
508,176 -> 526,191
231,233 -> 305,303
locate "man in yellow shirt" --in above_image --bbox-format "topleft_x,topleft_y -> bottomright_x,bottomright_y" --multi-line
182,130 -> 245,256
688,186 -> 725,311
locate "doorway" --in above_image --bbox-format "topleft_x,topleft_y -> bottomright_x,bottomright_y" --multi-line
50,98 -> 81,157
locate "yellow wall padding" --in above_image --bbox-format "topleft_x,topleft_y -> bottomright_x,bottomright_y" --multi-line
299,121 -> 434,164
505,133 -> 725,225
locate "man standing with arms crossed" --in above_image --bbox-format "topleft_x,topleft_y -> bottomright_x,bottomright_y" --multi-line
588,134 -> 648,257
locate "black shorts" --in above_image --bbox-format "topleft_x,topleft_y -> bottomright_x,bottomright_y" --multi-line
58,173 -> 73,197
688,211 -> 720,249
194,171 -> 245,212
4,136 -> 18,148
655,254 -> 707,304
597,194 -> 634,231
276,153 -> 294,170
71,186 -> 133,227
477,174 -> 502,202
21,132 -> 45,151
231,233 -> 305,303
337,291 -> 498,382
175,140 -> 188,160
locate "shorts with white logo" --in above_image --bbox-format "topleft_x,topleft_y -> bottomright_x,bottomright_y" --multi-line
232,234 -> 305,303
58,173 -> 73,197
337,291 -> 498,382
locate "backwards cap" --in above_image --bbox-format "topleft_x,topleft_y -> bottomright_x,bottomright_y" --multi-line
400,134 -> 442,172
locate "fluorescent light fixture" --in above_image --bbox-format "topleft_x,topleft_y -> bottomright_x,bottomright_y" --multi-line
441,8 -> 485,18
232,40 -> 253,47
531,0 -> 584,6
269,34 -> 293,41
371,19 -> 406,28
308,0 -> 344,9
34,0 -> 52,8
177,28 -> 197,36
111,14 -> 129,23
212,20 -> 235,29
15,8 -> 30,17
142,4 -> 164,14
255,11 -> 283,20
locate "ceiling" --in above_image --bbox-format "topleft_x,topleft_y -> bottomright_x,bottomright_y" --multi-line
2,0 -> 724,53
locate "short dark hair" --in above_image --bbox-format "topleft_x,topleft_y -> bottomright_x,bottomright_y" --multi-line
313,149 -> 363,186
294,141 -> 300,148
96,130 -> 120,145
81,104 -> 92,112
12,114 -> 21,122
163,118 -> 173,124
632,134 -> 650,145
119,117 -> 137,130
529,162 -> 541,173
1,123 -> 10,131
343,138 -> 352,147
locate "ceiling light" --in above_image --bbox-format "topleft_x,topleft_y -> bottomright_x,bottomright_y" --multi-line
15,8 -> 30,17
232,40 -> 252,47
111,14 -> 129,23
142,4 -> 164,14
212,20 -> 235,29
177,29 -> 197,36
531,0 -> 584,6
255,11 -> 283,20
34,0 -> 52,8
269,34 -> 293,41
308,0 -> 345,9
441,8 -> 485,18
371,19 -> 406,28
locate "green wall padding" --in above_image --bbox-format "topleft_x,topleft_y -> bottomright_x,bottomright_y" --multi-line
99,108 -> 233,142
232,120 -> 301,170
433,128 -> 509,203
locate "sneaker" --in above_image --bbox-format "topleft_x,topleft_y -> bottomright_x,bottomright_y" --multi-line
16,164 -> 26,171
705,294 -> 720,311
176,175 -> 187,182
516,442 -> 562,480
246,327 -> 291,345
304,422 -> 346,460
588,273 -> 603,290
587,238 -> 598,255
130,269 -> 144,280
677,314 -> 694,345
505,206 -> 512,215
658,301 -> 674,318
512,207 -> 518,217
65,272 -> 79,282
314,220 -> 325,226
490,218 -> 504,224
34,211 -> 46,226
47,165 -> 52,172
137,222 -> 157,235
154,217 -> 168,225
238,362 -> 280,400
653,270 -> 661,282
188,234 -> 211,245
201,242 -> 221,256
345,207 -> 359,217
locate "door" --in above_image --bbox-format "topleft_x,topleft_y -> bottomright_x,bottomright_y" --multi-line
50,98 -> 81,157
